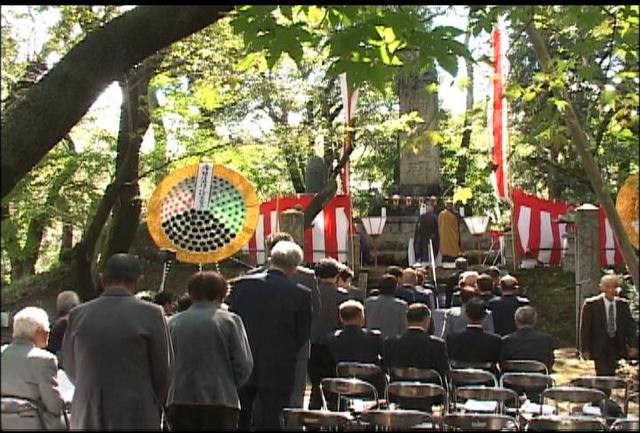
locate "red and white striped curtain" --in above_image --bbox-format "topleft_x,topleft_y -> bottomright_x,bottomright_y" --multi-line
243,194 -> 352,265
512,189 -> 623,266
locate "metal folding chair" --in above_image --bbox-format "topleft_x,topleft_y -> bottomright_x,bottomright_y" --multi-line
541,386 -> 607,417
454,386 -> 518,415
451,360 -> 496,372
360,409 -> 431,430
389,367 -> 443,386
499,360 -> 549,375
570,376 -> 629,416
525,415 -> 606,431
442,413 -> 518,431
386,381 -> 448,413
609,418 -> 639,431
321,378 -> 379,412
449,369 -> 499,412
281,408 -> 353,430
1,395 -> 47,430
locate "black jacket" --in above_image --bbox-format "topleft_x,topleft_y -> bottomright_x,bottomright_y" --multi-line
446,326 -> 502,364
385,328 -> 450,380
230,268 -> 312,392
500,327 -> 555,370
487,294 -> 530,336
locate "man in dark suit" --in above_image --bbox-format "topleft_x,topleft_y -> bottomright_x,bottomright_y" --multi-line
501,306 -> 555,371
326,300 -> 385,401
230,241 -> 312,430
61,254 -> 172,430
446,297 -> 502,365
580,274 -> 639,376
395,268 -> 434,309
487,275 -> 530,336
477,274 -> 497,305
385,303 -> 449,380
308,258 -> 348,409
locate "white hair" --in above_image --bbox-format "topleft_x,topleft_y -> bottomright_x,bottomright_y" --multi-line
460,271 -> 479,285
270,240 -> 303,270
56,290 -> 80,315
600,274 -> 620,286
12,307 -> 50,340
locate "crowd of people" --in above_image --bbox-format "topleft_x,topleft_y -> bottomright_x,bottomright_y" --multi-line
1,231 -> 638,430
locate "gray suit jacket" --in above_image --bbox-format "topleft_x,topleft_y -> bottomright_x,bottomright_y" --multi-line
442,306 -> 495,338
167,301 -> 252,409
364,295 -> 408,339
61,287 -> 172,430
1,339 -> 66,430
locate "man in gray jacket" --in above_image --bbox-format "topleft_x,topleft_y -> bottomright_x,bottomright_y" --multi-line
166,271 -> 253,430
365,274 -> 408,339
61,254 -> 172,430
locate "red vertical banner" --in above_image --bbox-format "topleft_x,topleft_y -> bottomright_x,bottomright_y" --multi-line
491,25 -> 509,200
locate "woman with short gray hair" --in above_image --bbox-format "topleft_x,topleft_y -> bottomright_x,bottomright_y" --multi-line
2,307 -> 66,430
269,240 -> 303,272
47,290 -> 81,361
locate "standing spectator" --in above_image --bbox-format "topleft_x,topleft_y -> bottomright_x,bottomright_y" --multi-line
46,290 -> 80,364
365,274 -> 408,339
308,258 -> 348,409
230,241 -> 312,430
501,306 -> 555,371
61,254 -> 172,430
438,199 -> 461,262
413,204 -> 439,263
446,297 -> 502,365
166,271 -> 253,430
338,266 -> 365,303
487,275 -> 530,336
229,231 -> 319,410
154,291 -> 176,317
2,307 -> 66,430
580,274 -> 638,376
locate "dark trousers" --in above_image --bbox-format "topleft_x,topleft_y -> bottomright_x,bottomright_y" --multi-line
308,343 -> 336,410
238,384 -> 290,430
166,404 -> 238,430
594,337 -> 619,377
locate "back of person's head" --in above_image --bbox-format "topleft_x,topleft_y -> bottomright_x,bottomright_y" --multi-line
486,266 -> 501,279
12,306 -> 49,340
464,297 -> 487,323
415,268 -> 426,284
476,274 -> 494,293
135,291 -> 155,302
379,274 -> 398,295
175,292 -> 193,312
386,266 -> 403,280
315,258 -> 341,280
460,271 -> 479,287
401,268 -> 418,286
102,253 -> 143,287
460,285 -> 478,304
269,241 -> 303,271
154,291 -> 175,306
515,306 -> 537,328
56,290 -> 80,315
339,300 -> 364,324
499,275 -> 518,294
265,231 -> 294,252
187,271 -> 228,302
337,266 -> 354,283
455,257 -> 468,270
407,303 -> 431,325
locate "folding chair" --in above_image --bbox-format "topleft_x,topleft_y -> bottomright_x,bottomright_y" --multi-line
525,415 -> 606,431
454,387 -> 518,415
569,376 -> 628,417
1,395 -> 47,430
499,360 -> 549,375
281,408 -> 353,430
386,381 -> 448,414
321,378 -> 379,412
541,387 -> 607,417
451,360 -> 496,372
609,418 -> 639,431
336,362 -> 387,400
360,409 -> 431,430
389,367 -> 443,386
442,413 -> 518,431
449,369 -> 498,412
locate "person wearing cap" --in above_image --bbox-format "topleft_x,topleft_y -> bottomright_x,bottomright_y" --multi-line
61,253 -> 172,430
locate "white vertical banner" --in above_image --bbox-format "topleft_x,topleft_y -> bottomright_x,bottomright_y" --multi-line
312,210 -> 326,263
255,214 -> 266,264
336,208 -> 349,263
194,163 -> 214,211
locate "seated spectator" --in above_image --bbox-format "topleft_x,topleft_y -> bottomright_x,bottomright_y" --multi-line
365,274 -> 408,339
1,307 -> 66,430
338,266 -> 365,302
167,271 -> 253,430
154,291 -> 176,317
445,257 -> 468,307
477,274 -> 496,304
385,303 -> 449,380
135,290 -> 155,302
327,300 -> 385,398
485,266 -> 502,296
442,287 -> 495,337
501,306 -> 555,371
488,275 -> 530,336
175,292 -> 193,313
451,270 -> 479,307
395,268 -> 434,308
46,290 -> 80,364
446,297 -> 502,366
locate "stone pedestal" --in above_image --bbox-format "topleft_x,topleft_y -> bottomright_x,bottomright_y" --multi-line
575,204 -> 600,348
503,232 -> 515,269
278,209 -> 305,251
562,232 -> 576,272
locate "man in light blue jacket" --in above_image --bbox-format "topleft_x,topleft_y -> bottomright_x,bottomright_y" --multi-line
167,271 -> 253,430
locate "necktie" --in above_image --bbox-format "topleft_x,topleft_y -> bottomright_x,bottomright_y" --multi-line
607,302 -> 616,338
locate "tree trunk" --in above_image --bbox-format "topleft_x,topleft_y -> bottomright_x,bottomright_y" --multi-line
58,223 -> 73,261
104,56 -> 160,259
526,22 -> 640,290
148,87 -> 169,185
456,22 -> 474,187
1,5 -> 233,198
